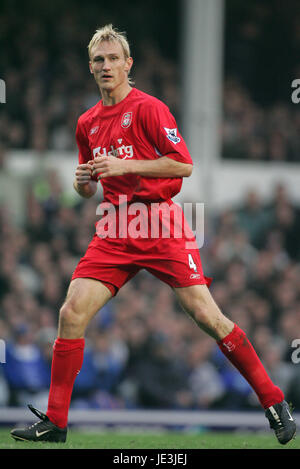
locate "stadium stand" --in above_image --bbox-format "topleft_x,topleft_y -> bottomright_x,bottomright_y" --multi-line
1,0 -> 300,418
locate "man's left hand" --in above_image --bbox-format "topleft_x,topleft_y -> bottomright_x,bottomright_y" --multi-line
88,155 -> 129,179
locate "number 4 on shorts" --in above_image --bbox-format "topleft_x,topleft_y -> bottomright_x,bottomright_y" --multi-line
188,254 -> 198,272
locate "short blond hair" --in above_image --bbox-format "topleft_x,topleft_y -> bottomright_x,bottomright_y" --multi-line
88,24 -> 134,84
88,24 -> 131,60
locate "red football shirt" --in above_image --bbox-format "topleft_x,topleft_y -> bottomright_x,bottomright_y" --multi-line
75,88 -> 193,205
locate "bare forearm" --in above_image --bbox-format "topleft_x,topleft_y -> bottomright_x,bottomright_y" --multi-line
73,180 -> 97,198
124,156 -> 193,178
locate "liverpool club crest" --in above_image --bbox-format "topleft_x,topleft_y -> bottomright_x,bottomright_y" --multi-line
121,112 -> 132,128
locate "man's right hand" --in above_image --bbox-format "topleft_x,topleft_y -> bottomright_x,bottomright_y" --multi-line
74,163 -> 93,186
73,163 -> 97,198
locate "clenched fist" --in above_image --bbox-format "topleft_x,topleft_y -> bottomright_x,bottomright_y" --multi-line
74,163 -> 94,185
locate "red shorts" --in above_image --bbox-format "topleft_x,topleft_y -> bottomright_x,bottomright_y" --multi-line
71,201 -> 212,296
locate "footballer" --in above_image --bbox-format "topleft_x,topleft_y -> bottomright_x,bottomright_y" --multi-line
11,25 -> 296,445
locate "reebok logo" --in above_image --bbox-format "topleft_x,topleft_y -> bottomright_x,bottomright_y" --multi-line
190,273 -> 201,279
90,126 -> 99,135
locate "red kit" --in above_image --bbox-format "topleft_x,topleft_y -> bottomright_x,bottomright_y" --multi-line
72,88 -> 211,295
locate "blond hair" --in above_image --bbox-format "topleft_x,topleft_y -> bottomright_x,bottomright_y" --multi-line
88,24 -> 134,84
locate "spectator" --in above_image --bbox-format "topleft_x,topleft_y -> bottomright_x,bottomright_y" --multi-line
0,174 -> 300,410
3,324 -> 51,406
187,338 -> 226,409
1,0 -> 300,412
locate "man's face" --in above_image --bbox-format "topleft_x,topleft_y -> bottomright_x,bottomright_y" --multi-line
89,40 -> 133,92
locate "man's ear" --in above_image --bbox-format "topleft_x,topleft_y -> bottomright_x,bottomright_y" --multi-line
125,57 -> 133,73
89,61 -> 94,75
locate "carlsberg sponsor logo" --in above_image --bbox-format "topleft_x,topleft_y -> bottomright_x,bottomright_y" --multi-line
93,141 -> 134,159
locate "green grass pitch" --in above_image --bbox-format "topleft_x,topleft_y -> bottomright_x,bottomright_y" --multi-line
0,428 -> 298,449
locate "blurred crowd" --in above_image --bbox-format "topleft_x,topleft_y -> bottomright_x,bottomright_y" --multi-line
222,0 -> 300,161
0,0 -> 181,153
222,78 -> 300,162
1,168 -> 300,411
1,0 -> 300,413
1,1 -> 299,161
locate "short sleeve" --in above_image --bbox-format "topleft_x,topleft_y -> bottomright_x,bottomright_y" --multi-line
75,118 -> 98,181
140,100 -> 193,165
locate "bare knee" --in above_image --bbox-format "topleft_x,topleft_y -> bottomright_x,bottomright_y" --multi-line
189,299 -> 232,339
58,301 -> 87,338
184,295 -> 215,325
175,286 -> 234,340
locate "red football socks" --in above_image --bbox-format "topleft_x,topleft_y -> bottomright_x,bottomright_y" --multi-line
217,324 -> 284,409
46,337 -> 85,428
45,325 -> 282,427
